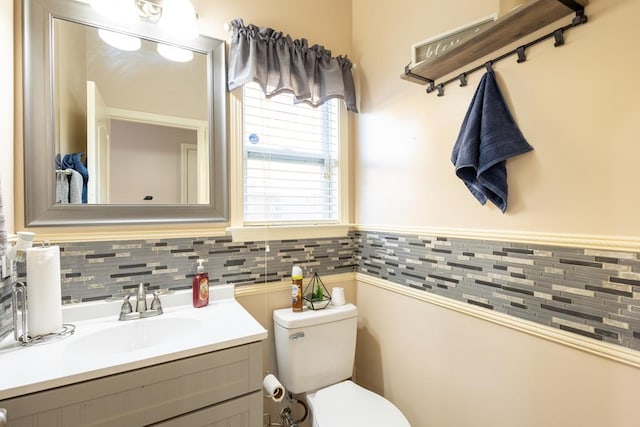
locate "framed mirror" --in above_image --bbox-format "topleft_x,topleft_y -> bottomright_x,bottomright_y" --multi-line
23,0 -> 228,226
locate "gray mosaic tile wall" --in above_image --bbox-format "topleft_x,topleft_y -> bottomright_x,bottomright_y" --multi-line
44,235 -> 357,304
3,229 -> 639,353
354,231 -> 640,351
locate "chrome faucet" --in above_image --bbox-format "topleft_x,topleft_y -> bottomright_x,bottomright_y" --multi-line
119,283 -> 164,321
135,282 -> 147,313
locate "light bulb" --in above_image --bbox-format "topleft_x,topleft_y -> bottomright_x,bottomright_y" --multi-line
157,43 -> 194,62
158,0 -> 199,40
98,29 -> 141,51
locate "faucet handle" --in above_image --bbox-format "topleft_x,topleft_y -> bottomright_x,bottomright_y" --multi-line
119,295 -> 134,321
150,290 -> 163,314
121,295 -> 133,313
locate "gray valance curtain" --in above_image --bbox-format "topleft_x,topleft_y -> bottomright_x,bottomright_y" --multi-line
227,19 -> 358,113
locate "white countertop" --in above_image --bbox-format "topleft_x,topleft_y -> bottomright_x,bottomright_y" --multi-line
0,285 -> 268,400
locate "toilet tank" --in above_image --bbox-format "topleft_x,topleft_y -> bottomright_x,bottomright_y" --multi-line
273,304 -> 357,394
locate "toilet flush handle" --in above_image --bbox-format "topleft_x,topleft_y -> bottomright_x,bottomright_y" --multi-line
289,332 -> 305,340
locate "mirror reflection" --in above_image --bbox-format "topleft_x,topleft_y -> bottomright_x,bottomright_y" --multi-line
53,18 -> 209,205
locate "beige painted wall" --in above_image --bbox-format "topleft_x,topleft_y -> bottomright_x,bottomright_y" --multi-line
55,19 -> 87,156
352,0 -> 640,239
193,0 -> 352,54
355,281 -> 640,427
1,0 -> 13,237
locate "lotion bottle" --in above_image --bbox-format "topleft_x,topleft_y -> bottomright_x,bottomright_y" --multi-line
192,259 -> 209,308
291,265 -> 303,312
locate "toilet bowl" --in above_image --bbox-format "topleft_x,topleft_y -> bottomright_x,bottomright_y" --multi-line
273,304 -> 410,427
307,380 -> 410,427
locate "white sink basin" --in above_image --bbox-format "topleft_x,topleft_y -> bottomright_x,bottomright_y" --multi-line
67,316 -> 202,355
0,285 -> 269,400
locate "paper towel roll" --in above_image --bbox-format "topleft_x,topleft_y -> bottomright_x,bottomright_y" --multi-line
26,246 -> 63,337
263,374 -> 285,402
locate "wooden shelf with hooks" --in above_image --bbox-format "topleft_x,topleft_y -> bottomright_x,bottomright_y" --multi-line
401,0 -> 588,85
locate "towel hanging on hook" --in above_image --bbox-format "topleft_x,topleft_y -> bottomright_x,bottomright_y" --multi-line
451,68 -> 534,212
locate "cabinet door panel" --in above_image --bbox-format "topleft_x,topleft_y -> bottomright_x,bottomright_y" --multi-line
1,342 -> 263,426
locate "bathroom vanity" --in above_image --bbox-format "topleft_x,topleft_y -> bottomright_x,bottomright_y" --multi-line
0,286 -> 267,426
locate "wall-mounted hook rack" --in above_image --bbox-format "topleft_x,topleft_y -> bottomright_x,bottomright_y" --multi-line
402,0 -> 589,90
417,7 -> 588,97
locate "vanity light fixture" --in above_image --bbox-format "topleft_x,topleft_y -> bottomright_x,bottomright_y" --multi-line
90,0 -> 199,40
157,43 -> 194,62
98,28 -> 142,51
89,0 -> 138,24
157,0 -> 199,40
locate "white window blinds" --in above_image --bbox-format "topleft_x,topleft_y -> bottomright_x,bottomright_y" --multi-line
242,84 -> 340,224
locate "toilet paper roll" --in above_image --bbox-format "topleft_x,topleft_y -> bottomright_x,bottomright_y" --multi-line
26,246 -> 63,337
263,374 -> 285,402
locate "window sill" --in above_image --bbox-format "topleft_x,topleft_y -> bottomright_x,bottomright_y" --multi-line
226,224 -> 350,242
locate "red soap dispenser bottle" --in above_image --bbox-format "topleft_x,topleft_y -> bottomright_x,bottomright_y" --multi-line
192,259 -> 209,308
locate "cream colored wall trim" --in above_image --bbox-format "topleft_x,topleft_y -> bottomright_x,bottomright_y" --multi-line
21,225 -> 229,244
228,88 -> 243,229
227,224 -> 349,243
353,224 -> 640,252
234,272 -> 356,298
356,272 -> 640,369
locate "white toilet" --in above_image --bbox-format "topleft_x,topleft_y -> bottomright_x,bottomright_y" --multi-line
273,303 -> 410,427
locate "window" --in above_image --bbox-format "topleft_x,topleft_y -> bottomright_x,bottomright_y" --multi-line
241,84 -> 343,225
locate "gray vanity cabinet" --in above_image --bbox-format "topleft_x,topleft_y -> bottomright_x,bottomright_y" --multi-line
0,342 -> 263,426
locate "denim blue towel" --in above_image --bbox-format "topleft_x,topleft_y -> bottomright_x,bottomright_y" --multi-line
451,70 -> 533,213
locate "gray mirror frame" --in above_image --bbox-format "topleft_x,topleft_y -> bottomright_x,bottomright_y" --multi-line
23,0 -> 228,227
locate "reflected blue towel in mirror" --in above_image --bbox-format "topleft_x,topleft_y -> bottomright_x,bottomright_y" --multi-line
451,70 -> 533,213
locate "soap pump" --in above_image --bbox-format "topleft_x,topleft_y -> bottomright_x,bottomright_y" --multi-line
192,259 -> 209,308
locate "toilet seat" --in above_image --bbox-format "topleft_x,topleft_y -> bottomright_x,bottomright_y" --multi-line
307,380 -> 410,427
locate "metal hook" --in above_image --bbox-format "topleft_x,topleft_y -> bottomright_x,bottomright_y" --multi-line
458,73 -> 468,87
516,47 -> 527,63
572,9 -> 588,25
553,29 -> 565,47
436,84 -> 445,97
484,62 -> 493,72
426,80 -> 436,94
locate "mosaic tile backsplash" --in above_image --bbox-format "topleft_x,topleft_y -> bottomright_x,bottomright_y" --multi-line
20,236 -> 356,304
2,230 -> 640,352
355,231 -> 640,351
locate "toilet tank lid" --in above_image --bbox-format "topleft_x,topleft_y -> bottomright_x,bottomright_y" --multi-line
273,303 -> 357,329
